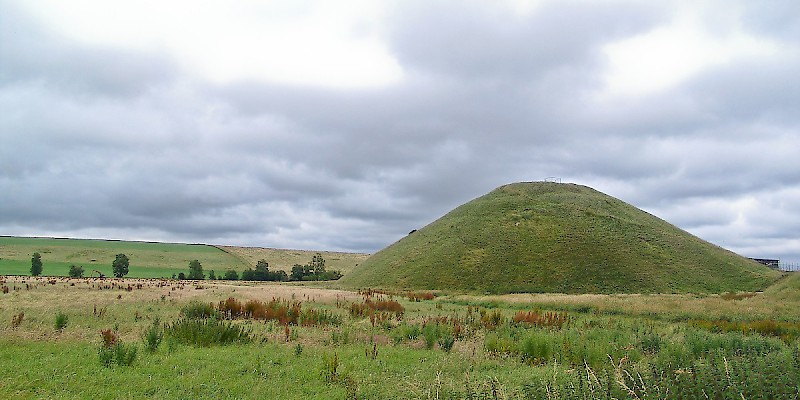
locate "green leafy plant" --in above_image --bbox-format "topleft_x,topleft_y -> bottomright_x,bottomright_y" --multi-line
164,318 -> 251,347
112,254 -> 129,278
68,264 -> 84,278
422,322 -> 441,350
30,252 -> 43,276
99,329 -> 137,367
141,317 -> 163,353
180,301 -> 217,319
54,312 -> 69,331
320,352 -> 341,383
438,332 -> 456,353
391,323 -> 421,344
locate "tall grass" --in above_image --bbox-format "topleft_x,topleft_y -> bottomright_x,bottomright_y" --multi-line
54,312 -> 68,331
98,329 -> 137,367
141,317 -> 163,353
164,318 -> 252,347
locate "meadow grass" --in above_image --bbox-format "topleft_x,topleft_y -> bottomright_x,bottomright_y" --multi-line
1,275 -> 799,399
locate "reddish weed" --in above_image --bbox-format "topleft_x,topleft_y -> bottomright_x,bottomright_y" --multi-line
512,311 -> 570,329
100,329 -> 118,348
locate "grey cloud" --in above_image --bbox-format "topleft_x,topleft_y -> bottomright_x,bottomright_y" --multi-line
740,0 -> 800,39
1,0 -> 798,260
387,1 -> 663,80
0,4 -> 177,97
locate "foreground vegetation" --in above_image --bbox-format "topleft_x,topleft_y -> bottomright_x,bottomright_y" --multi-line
2,273 -> 799,399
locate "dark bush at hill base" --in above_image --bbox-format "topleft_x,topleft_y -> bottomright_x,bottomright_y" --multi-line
340,182 -> 781,294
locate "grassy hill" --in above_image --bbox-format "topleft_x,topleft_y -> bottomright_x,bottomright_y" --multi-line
0,237 -> 368,279
340,182 -> 782,294
216,246 -> 369,276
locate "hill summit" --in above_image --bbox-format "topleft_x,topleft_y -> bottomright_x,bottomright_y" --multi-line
341,182 -> 780,294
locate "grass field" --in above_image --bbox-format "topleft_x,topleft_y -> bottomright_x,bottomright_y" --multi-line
0,237 -> 368,279
217,246 -> 369,275
1,274 -> 799,398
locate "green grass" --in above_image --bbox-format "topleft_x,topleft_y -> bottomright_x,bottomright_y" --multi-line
1,277 -> 799,398
0,236 -> 369,279
218,246 -> 370,275
341,182 -> 782,294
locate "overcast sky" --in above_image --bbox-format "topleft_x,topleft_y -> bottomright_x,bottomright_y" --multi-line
1,0 -> 798,263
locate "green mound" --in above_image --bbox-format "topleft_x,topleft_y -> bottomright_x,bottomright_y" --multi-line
341,182 -> 781,294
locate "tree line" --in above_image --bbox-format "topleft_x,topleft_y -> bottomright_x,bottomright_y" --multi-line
30,252 -> 129,278
173,253 -> 342,282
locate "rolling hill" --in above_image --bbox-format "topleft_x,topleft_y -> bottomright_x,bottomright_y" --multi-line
0,236 -> 368,279
340,182 -> 782,294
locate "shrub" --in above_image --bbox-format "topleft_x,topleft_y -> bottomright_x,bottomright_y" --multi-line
164,318 -> 252,347
407,291 -> 436,301
222,269 -> 239,280
512,310 -> 569,329
100,328 -> 118,347
241,268 -> 256,281
112,254 -> 129,278
187,260 -> 204,280
691,318 -> 800,342
68,265 -> 85,278
54,312 -> 69,331
11,312 -> 24,328
214,297 -> 332,327
639,331 -> 662,354
98,329 -> 137,367
141,318 -> 163,353
320,352 -> 342,383
520,332 -> 556,364
481,309 -> 505,330
484,329 -> 517,355
181,301 -> 217,319
438,332 -> 456,352
99,343 -> 138,367
31,252 -> 43,276
300,308 -> 343,327
217,297 -> 244,318
422,322 -> 441,349
391,323 -> 421,344
349,299 -> 405,320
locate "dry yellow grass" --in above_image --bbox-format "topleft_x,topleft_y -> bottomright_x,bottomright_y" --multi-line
0,275 -> 363,342
453,289 -> 800,321
216,246 -> 370,275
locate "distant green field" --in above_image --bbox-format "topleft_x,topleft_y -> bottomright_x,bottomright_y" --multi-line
0,237 -> 248,278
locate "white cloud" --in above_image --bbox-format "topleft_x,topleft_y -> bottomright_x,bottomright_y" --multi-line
17,0 -> 403,88
2,0 -> 799,264
601,1 -> 779,96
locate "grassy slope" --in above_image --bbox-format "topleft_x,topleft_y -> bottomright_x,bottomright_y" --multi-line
0,237 -> 369,279
341,182 -> 781,294
217,246 -> 369,275
0,237 -> 247,278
